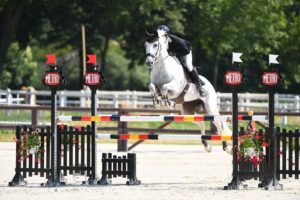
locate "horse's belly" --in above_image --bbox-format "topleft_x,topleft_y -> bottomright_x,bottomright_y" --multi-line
183,84 -> 200,102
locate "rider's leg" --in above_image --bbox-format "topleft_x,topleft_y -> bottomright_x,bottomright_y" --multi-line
183,52 -> 206,97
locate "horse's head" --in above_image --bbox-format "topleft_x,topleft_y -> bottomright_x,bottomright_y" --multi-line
145,29 -> 169,68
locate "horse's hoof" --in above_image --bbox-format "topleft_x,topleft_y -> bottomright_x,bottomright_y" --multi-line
204,145 -> 212,153
224,147 -> 233,155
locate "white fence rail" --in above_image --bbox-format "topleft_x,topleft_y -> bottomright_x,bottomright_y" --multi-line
0,88 -> 299,112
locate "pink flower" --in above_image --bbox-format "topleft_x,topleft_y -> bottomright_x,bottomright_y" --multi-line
262,142 -> 268,147
58,124 -> 64,129
251,156 -> 259,165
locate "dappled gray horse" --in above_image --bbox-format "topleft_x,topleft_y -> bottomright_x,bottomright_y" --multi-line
145,31 -> 232,153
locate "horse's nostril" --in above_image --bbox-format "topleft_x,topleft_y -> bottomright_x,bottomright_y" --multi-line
146,60 -> 152,66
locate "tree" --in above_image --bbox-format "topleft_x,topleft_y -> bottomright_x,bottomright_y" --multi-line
0,0 -> 27,75
280,0 -> 300,92
184,0 -> 288,91
0,42 -> 39,89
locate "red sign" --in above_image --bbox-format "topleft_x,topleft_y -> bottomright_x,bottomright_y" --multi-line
262,72 -> 280,86
43,72 -> 61,86
225,71 -> 243,85
84,72 -> 101,86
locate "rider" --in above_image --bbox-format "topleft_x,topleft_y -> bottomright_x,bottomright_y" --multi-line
157,25 -> 206,97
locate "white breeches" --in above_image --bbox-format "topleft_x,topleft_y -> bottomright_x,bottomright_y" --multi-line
183,51 -> 193,72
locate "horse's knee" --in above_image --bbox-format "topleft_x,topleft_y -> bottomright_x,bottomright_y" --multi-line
161,85 -> 169,96
149,83 -> 156,94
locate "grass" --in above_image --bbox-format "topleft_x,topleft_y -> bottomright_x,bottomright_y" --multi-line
0,130 -> 15,142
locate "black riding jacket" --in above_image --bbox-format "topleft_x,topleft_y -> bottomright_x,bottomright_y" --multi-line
168,34 -> 191,57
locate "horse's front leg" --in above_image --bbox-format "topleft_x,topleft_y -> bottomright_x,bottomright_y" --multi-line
161,83 -> 176,108
149,83 -> 162,107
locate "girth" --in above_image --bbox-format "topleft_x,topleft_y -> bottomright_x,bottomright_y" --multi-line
171,83 -> 190,104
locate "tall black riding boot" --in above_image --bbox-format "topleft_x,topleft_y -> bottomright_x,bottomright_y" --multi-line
190,68 -> 206,97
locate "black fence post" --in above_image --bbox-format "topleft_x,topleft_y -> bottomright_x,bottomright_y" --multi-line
260,62 -> 283,190
42,54 -> 65,186
88,88 -> 98,184
126,153 -> 141,185
117,109 -> 128,152
83,54 -> 105,184
264,82 -> 283,190
31,107 -> 38,126
224,53 -> 247,190
97,153 -> 111,185
9,126 -> 27,186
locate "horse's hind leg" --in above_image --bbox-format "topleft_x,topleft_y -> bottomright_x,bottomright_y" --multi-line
203,97 -> 232,154
182,100 -> 211,152
213,121 -> 232,154
193,121 -> 211,152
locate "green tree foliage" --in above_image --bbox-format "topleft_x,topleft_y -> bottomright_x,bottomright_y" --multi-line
102,41 -> 149,90
0,0 -> 299,93
184,0 -> 289,91
0,42 -> 39,89
280,0 -> 300,93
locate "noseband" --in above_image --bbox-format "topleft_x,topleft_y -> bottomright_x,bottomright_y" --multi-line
146,41 -> 161,63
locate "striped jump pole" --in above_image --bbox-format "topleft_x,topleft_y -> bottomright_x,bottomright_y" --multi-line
58,115 -> 268,122
96,133 -> 232,141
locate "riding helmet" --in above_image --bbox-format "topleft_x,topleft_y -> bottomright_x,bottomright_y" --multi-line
157,25 -> 170,33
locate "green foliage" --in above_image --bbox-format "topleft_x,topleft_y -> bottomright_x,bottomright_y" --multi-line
0,42 -> 39,89
280,3 -> 300,92
0,0 -> 300,92
102,41 -> 149,90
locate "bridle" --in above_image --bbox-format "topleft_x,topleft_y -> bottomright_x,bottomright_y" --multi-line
146,37 -> 169,69
146,39 -> 161,62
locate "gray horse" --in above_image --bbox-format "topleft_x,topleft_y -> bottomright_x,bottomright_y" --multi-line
145,31 -> 232,153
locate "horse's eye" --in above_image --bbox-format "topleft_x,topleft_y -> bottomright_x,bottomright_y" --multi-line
153,43 -> 158,48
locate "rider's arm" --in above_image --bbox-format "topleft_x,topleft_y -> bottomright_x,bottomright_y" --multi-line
169,34 -> 191,56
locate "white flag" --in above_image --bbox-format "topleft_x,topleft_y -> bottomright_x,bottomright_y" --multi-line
232,52 -> 243,64
269,54 -> 279,65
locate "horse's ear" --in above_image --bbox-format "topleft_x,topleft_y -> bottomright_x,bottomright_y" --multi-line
145,28 -> 157,37
145,29 -> 152,37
